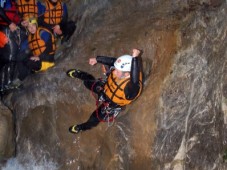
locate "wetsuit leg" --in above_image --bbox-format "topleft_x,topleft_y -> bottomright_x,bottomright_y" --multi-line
0,61 -> 17,89
0,65 -> 6,91
17,59 -> 41,80
5,62 -> 17,84
61,21 -> 76,43
84,79 -> 104,95
0,60 -> 6,70
78,104 -> 106,131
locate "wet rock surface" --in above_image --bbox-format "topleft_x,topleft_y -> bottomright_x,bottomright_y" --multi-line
0,101 -> 14,162
0,0 -> 227,169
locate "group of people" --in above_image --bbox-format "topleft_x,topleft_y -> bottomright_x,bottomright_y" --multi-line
0,0 -> 76,92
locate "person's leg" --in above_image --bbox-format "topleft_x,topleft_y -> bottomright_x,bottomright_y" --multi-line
66,69 -> 97,90
17,59 -> 41,81
69,104 -> 107,133
61,21 -> 76,44
5,62 -> 17,84
0,61 -> 17,89
0,60 -> 6,70
78,109 -> 101,131
0,64 -> 6,91
27,60 -> 42,72
67,69 -> 105,96
84,79 -> 105,93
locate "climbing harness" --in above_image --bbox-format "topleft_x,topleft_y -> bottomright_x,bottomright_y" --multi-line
99,97 -> 122,126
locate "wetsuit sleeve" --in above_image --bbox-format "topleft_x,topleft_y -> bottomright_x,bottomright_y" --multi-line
38,17 -> 52,31
96,56 -> 117,66
0,6 -> 11,25
38,31 -> 53,61
37,1 -> 45,16
124,57 -> 141,100
59,3 -> 68,29
37,2 -> 45,26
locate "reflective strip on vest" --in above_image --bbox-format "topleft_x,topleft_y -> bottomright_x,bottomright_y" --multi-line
104,71 -> 142,106
44,1 -> 63,25
17,0 -> 38,19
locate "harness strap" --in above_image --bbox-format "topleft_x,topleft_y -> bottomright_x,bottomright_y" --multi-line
90,80 -> 119,124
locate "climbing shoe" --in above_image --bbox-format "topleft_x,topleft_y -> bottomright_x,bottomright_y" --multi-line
69,125 -> 81,134
66,69 -> 80,78
66,69 -> 89,79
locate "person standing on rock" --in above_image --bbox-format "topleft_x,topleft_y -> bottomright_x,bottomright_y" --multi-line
66,48 -> 143,134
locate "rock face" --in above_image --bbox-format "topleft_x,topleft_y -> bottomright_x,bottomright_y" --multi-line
0,101 -> 14,162
1,0 -> 227,169
153,5 -> 227,169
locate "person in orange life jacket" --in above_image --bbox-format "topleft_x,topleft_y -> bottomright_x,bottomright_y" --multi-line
0,0 -> 20,31
38,0 -> 76,44
14,0 -> 43,66
16,17 -> 56,81
16,0 -> 42,27
66,49 -> 143,134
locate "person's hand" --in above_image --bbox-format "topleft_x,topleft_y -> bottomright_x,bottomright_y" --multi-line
132,49 -> 141,57
30,56 -> 40,61
53,25 -> 62,35
9,23 -> 17,32
89,58 -> 97,65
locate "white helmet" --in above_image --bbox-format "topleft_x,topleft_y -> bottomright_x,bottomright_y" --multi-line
114,55 -> 132,72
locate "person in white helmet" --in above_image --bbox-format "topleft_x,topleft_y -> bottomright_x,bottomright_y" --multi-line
66,48 -> 143,134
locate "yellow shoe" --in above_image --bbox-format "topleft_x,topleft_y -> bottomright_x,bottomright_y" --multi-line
69,125 -> 81,134
66,69 -> 77,78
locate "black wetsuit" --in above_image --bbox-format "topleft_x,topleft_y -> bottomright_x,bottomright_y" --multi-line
77,56 -> 142,131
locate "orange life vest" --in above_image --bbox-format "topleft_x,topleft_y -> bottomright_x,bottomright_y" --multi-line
17,0 -> 38,20
104,71 -> 143,106
43,0 -> 63,25
0,1 -> 20,25
28,27 -> 56,56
